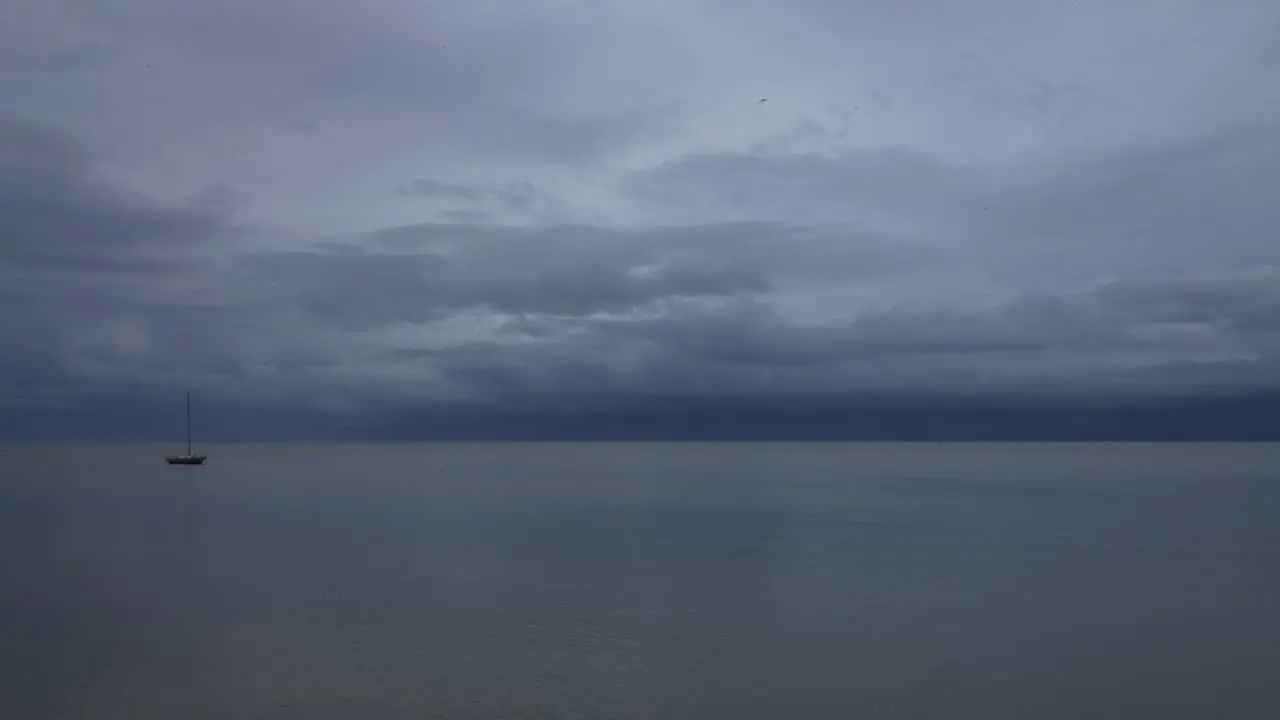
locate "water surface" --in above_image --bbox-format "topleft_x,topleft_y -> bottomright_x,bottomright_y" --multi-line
2,443 -> 1278,718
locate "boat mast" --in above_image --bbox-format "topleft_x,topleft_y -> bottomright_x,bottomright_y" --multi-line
186,391 -> 192,455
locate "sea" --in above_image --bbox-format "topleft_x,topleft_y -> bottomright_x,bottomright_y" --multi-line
2,442 -> 1278,719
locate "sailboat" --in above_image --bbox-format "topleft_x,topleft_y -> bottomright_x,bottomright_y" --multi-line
165,391 -> 207,465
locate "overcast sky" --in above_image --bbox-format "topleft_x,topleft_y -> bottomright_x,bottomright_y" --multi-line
3,0 -> 1280,439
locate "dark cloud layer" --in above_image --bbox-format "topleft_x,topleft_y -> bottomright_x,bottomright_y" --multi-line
4,118 -> 1280,437
3,0 -> 1280,439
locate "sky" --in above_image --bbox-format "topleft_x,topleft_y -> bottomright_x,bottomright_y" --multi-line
3,0 -> 1280,440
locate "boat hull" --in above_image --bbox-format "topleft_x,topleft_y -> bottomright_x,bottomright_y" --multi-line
165,455 -> 207,465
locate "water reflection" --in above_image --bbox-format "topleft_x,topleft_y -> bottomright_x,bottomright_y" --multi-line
2,443 -> 1279,718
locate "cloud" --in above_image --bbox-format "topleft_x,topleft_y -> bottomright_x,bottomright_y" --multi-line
5,112 -> 1280,428
403,270 -> 1280,411
0,120 -> 251,409
628,148 -> 987,226
398,179 -> 559,222
3,0 -> 1280,438
632,124 -> 1280,267
402,180 -> 490,203
7,106 -> 1280,412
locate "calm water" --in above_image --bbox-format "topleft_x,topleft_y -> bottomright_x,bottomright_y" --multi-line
2,443 -> 1279,719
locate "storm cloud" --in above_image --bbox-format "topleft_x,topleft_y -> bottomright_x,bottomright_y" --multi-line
3,0 -> 1279,438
